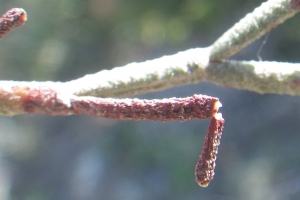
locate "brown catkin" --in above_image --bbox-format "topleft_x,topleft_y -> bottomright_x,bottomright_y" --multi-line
72,94 -> 220,121
195,113 -> 224,187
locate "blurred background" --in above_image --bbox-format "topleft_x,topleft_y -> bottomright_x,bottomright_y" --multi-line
0,0 -> 300,199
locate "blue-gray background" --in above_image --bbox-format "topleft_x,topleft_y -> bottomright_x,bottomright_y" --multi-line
0,0 -> 300,199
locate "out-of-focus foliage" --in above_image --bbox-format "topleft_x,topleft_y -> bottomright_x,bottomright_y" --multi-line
0,0 -> 300,200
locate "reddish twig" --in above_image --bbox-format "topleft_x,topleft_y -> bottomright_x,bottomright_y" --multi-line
0,86 -> 221,120
72,95 -> 221,121
195,113 -> 225,187
0,8 -> 27,39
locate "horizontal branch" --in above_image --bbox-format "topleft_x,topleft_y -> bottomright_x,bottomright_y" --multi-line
0,85 -> 220,118
1,56 -> 300,101
62,50 -> 300,97
72,95 -> 220,121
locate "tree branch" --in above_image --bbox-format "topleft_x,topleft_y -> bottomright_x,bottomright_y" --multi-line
0,84 -> 221,119
66,58 -> 300,97
1,59 -> 300,105
209,0 -> 300,61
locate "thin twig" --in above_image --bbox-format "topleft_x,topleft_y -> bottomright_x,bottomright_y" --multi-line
0,84 -> 221,119
209,0 -> 300,61
72,95 -> 221,121
64,48 -> 211,97
66,59 -> 300,97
